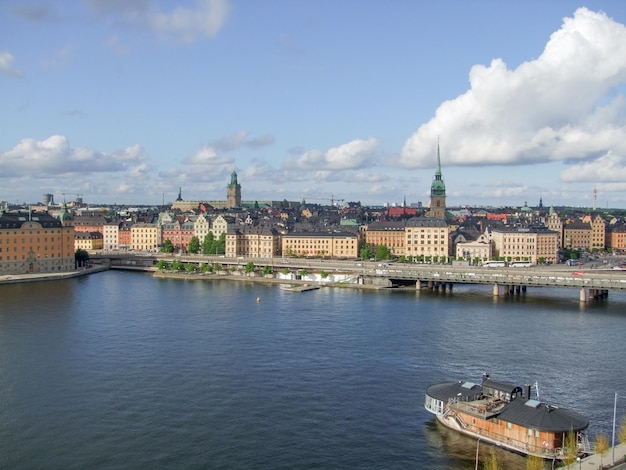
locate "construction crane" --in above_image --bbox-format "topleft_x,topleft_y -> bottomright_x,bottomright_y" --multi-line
301,195 -> 345,206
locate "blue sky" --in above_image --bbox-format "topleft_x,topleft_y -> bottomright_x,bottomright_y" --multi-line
2,1 -> 626,209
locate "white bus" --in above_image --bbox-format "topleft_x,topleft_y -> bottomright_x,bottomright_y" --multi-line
509,261 -> 532,268
482,261 -> 506,268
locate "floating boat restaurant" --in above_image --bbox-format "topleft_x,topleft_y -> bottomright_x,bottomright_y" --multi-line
424,374 -> 591,460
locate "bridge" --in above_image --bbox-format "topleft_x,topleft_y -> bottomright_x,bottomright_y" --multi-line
93,253 -> 626,302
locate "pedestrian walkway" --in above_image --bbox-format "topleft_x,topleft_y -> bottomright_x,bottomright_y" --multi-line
572,442 -> 626,469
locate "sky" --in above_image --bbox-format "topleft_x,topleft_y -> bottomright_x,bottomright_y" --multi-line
2,0 -> 626,209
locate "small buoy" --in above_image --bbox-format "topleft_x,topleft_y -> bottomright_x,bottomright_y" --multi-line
256,297 -> 260,303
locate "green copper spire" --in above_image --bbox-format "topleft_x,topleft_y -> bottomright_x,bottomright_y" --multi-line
430,141 -> 446,197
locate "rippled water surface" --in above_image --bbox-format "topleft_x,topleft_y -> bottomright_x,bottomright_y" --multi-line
1,271 -> 625,469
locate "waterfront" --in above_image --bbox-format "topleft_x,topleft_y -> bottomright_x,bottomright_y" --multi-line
1,271 -> 625,469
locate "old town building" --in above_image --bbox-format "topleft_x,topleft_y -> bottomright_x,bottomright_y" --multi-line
405,218 -> 450,261
281,231 -> 358,259
131,223 -> 160,251
490,227 -> 559,264
226,225 -> 281,258
0,210 -> 75,274
364,221 -> 406,256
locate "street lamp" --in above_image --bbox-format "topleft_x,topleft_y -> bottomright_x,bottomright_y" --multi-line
612,392 -> 622,466
576,456 -> 581,469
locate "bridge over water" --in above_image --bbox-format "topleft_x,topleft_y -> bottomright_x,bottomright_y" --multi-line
95,253 -> 626,302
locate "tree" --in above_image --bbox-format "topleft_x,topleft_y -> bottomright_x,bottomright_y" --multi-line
282,267 -> 290,275
594,432 -> 609,468
525,454 -> 544,470
360,244 -> 373,260
156,260 -> 168,270
299,269 -> 309,278
201,263 -> 213,273
161,239 -> 174,253
375,244 -> 390,260
320,270 -> 329,279
75,249 -> 89,268
619,416 -> 626,445
185,263 -> 196,273
170,259 -> 184,271
188,236 -> 200,254
216,233 -> 226,255
561,428 -> 578,469
262,265 -> 272,276
482,447 -> 500,470
202,232 -> 216,255
245,262 -> 255,274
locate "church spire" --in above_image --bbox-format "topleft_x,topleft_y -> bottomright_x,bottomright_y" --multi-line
429,139 -> 447,219
435,138 -> 442,178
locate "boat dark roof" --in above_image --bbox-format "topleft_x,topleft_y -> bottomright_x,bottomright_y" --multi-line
426,381 -> 482,402
497,398 -> 589,433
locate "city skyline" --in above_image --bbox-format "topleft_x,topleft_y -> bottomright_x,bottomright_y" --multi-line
2,1 -> 626,208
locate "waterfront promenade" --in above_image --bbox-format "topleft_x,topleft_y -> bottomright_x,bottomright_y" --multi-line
577,442 -> 626,469
100,253 -> 626,301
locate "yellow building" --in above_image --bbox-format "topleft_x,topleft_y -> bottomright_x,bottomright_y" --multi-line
405,218 -> 449,261
281,231 -> 358,259
0,210 -> 75,274
131,223 -> 160,251
591,215 -> 606,251
364,221 -> 406,256
75,231 -> 104,252
490,227 -> 559,264
225,225 -> 280,258
563,221 -> 592,250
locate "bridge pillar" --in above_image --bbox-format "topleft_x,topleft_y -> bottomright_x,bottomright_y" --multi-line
493,283 -> 501,296
415,280 -> 422,290
441,283 -> 447,293
428,280 -> 433,289
579,288 -> 588,302
448,283 -> 453,292
522,285 -> 526,293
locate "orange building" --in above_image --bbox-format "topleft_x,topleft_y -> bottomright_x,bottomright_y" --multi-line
364,221 -> 406,256
0,210 -> 75,274
281,231 -> 358,259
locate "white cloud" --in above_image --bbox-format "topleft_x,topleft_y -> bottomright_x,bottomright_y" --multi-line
0,135 -> 141,177
400,8 -> 626,172
149,0 -> 229,43
183,145 -> 233,166
290,138 -> 379,171
0,50 -> 22,77
561,150 -> 626,182
212,130 -> 275,152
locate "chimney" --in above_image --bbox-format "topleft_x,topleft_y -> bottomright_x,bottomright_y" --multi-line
525,384 -> 532,399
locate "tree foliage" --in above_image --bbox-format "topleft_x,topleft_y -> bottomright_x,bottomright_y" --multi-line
170,260 -> 184,271
482,447 -> 500,470
187,236 -> 200,254
156,260 -> 168,270
594,432 -> 610,468
161,239 -> 174,253
561,428 -> 578,469
375,244 -> 390,260
619,416 -> 626,445
525,454 -> 544,470
75,249 -> 89,266
245,262 -> 255,273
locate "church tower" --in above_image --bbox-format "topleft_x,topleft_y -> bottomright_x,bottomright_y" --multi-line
227,170 -> 242,208
429,142 -> 446,219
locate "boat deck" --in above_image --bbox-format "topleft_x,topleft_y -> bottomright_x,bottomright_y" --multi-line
449,397 -> 507,419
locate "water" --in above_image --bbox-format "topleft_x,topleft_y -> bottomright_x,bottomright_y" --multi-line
1,271 -> 625,469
